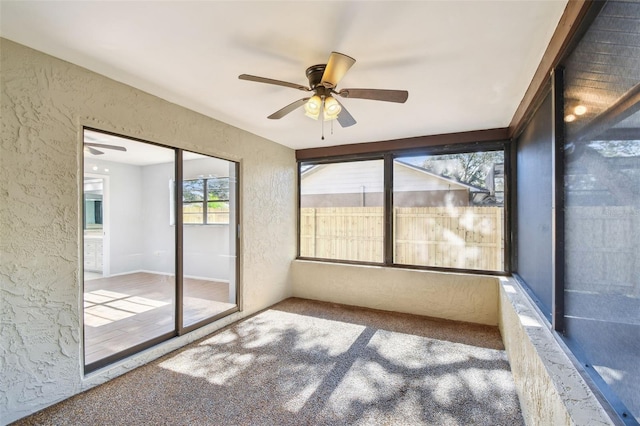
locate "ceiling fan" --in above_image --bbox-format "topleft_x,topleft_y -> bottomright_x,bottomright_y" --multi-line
239,52 -> 408,129
84,142 -> 127,156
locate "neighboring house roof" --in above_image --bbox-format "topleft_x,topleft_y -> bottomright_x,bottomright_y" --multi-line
394,160 -> 487,192
301,161 -> 487,194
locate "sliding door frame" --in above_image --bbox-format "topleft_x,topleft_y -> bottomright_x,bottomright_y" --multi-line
82,127 -> 240,373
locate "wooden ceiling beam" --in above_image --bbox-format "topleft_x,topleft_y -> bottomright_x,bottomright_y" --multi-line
295,127 -> 509,161
508,0 -> 594,139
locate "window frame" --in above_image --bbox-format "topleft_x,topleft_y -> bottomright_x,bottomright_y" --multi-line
509,1 -> 640,421
297,140 -> 511,276
81,126 -> 241,374
182,176 -> 231,225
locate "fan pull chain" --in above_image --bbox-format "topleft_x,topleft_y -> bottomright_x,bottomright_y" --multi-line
321,97 -> 325,140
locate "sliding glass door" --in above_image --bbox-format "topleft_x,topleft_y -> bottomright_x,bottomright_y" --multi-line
82,129 -> 238,372
83,130 -> 176,369
182,152 -> 238,329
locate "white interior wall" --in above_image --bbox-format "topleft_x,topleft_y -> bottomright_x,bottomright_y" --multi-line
183,226 -> 230,280
83,159 -> 146,275
181,156 -> 232,281
138,157 -> 232,280
1,38 -> 296,424
141,160 -> 176,276
110,163 -> 145,274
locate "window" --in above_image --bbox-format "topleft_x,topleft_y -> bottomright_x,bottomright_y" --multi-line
183,177 -> 230,224
515,91 -> 554,319
300,159 -> 384,263
561,0 -> 640,420
394,151 -> 505,271
298,145 -> 507,273
514,1 -> 640,421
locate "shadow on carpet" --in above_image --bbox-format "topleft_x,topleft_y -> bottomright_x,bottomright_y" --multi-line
15,298 -> 523,425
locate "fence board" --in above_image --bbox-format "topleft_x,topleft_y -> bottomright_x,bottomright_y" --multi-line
301,206 -> 504,270
565,206 -> 638,296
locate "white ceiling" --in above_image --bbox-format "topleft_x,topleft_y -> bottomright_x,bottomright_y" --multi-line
0,1 -> 567,151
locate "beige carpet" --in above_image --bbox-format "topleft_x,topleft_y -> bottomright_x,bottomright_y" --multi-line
15,298 -> 523,425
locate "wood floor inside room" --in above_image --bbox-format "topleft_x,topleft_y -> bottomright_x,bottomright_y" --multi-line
84,272 -> 235,365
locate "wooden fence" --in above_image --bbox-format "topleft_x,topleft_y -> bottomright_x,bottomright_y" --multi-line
183,205 -> 229,224
300,206 -> 504,271
300,207 -> 385,262
565,206 -> 639,296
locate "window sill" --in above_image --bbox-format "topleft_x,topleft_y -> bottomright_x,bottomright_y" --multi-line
499,277 -> 616,425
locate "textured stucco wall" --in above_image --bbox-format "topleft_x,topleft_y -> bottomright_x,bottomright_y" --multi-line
0,38 -> 296,424
498,277 -> 613,426
291,260 -> 499,325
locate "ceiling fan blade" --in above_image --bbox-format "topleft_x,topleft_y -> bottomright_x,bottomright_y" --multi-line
335,99 -> 356,127
268,98 -> 310,119
337,88 -> 409,103
85,142 -> 127,151
239,74 -> 310,91
85,146 -> 104,155
321,52 -> 356,89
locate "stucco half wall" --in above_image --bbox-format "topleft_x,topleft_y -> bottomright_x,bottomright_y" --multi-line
499,277 -> 614,426
291,260 -> 499,325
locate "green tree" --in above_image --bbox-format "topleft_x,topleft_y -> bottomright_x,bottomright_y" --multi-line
421,151 -> 502,188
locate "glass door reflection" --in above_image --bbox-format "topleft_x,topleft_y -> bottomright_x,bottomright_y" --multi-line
182,152 -> 238,328
83,129 -> 176,370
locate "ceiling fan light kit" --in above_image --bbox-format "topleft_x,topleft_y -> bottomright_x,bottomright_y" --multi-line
323,96 -> 341,120
303,94 -> 342,121
239,51 -> 409,137
304,95 -> 322,119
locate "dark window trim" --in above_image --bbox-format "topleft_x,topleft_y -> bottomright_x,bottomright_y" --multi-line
298,140 -> 510,276
503,140 -> 513,273
551,66 -> 565,334
295,255 -> 512,277
383,154 -> 394,265
296,163 -> 301,259
300,140 -> 507,164
296,127 -> 508,161
85,331 -> 177,374
176,149 -> 184,334
181,306 -> 240,335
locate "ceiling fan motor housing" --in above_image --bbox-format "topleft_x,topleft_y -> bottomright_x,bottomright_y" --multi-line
306,64 -> 327,90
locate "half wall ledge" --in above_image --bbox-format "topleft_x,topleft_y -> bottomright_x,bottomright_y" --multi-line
499,277 -> 614,425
